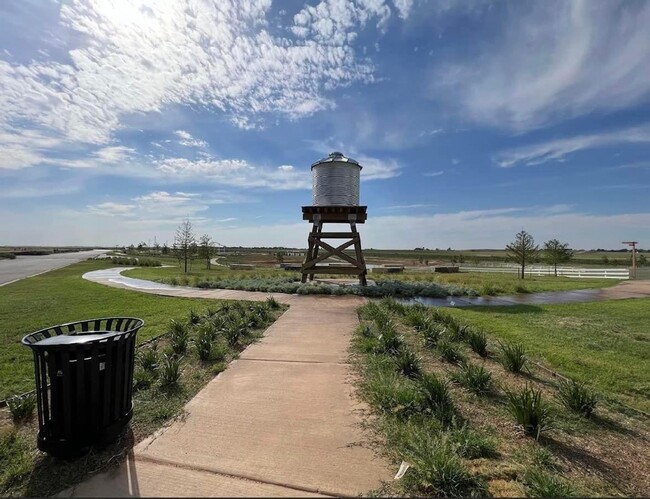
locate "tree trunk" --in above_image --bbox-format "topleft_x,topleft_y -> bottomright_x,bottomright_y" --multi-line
521,259 -> 525,279
554,262 -> 557,277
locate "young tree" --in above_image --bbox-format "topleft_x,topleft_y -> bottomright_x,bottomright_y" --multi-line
506,230 -> 539,279
174,218 -> 196,273
543,239 -> 573,276
198,234 -> 214,270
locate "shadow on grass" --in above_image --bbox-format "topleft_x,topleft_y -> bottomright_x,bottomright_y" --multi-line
24,427 -> 135,497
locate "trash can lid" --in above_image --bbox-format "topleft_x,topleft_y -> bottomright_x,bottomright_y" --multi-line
29,331 -> 122,347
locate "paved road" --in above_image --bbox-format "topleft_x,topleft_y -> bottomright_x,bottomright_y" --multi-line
0,250 -> 107,286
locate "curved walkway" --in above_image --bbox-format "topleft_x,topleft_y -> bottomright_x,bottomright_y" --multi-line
66,269 -> 391,498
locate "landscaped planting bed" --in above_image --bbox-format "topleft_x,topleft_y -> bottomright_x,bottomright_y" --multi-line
0,298 -> 286,497
353,299 -> 650,497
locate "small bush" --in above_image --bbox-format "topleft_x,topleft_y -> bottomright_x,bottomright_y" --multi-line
438,341 -> 466,365
422,322 -> 444,348
362,368 -> 422,419
449,425 -> 497,459
6,394 -> 36,423
137,347 -> 159,373
133,368 -> 156,390
211,361 -> 228,375
479,283 -> 501,296
530,446 -> 559,471
447,323 -> 470,342
401,433 -> 486,497
224,320 -> 248,346
451,362 -> 493,396
188,309 -> 201,326
499,341 -> 527,373
467,329 -> 488,357
506,385 -> 551,440
169,320 -> 189,355
514,284 -> 530,294
377,327 -> 404,356
159,354 -> 182,387
394,348 -> 423,379
195,327 -> 214,361
380,297 -> 406,315
556,379 -> 598,417
265,296 -> 280,309
419,372 -> 455,424
523,468 -> 576,497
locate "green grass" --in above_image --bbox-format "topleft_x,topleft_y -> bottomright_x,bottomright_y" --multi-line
0,260 -> 233,400
449,298 -> 650,412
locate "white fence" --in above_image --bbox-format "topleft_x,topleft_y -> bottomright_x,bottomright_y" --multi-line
459,266 -> 629,279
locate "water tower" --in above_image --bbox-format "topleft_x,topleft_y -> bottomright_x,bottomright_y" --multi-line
301,152 -> 368,285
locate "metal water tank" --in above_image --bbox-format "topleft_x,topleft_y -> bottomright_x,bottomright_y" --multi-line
311,152 -> 362,206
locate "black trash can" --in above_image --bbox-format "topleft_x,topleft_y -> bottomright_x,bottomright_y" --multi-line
22,317 -> 144,457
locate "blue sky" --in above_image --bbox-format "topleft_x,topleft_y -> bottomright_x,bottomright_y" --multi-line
1,0 -> 649,249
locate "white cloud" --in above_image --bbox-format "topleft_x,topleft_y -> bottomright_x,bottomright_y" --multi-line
434,1 -> 650,130
0,0 -> 386,153
174,130 -> 208,148
357,155 -> 401,180
495,124 -> 650,167
423,170 -> 444,177
87,202 -> 136,216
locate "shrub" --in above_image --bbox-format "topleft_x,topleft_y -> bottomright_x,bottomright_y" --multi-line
137,347 -> 159,373
467,329 -> 488,357
188,309 -> 201,326
530,446 -> 559,471
362,368 -> 422,419
211,342 -> 229,362
195,327 -> 214,361
438,341 -> 466,365
418,372 -> 455,424
514,284 -> 530,294
523,468 -> 576,497
224,320 -> 248,346
159,354 -> 182,387
447,323 -> 471,342
377,326 -> 404,356
506,385 -> 551,439
499,341 -> 527,373
6,394 -> 36,423
451,362 -> 493,396
394,348 -> 423,379
401,433 -> 486,497
449,425 -> 497,459
422,322 -> 444,348
133,368 -> 155,390
380,297 -> 406,315
556,379 -> 598,418
479,283 -> 501,296
265,296 -> 280,309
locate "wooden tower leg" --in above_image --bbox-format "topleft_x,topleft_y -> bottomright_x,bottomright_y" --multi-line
301,223 -> 318,283
309,222 -> 322,281
351,222 -> 368,286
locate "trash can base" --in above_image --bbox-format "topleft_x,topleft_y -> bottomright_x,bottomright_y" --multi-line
37,406 -> 133,459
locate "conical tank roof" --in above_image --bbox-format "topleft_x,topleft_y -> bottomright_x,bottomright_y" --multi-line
310,151 -> 362,169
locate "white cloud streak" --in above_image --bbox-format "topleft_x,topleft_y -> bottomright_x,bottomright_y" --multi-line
435,0 -> 650,130
495,124 -> 650,167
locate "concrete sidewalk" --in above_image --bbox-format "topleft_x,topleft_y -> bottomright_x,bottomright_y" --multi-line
63,274 -> 392,497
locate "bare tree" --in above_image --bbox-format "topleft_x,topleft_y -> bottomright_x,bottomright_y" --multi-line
198,234 -> 214,270
506,230 -> 539,279
174,218 -> 196,273
543,239 -> 573,276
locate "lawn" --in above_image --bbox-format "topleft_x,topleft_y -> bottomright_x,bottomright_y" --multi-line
0,260 -> 227,400
449,298 -> 650,413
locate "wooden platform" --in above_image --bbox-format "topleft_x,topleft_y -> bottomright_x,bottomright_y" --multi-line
300,206 -> 368,285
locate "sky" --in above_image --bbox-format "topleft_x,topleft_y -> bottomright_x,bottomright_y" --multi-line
1,0 -> 649,250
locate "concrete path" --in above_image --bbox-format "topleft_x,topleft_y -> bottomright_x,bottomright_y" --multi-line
64,271 -> 392,497
0,250 -> 107,286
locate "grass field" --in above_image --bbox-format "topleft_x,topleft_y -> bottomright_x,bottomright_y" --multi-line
0,260 -> 228,400
124,263 -> 619,296
449,299 -> 650,413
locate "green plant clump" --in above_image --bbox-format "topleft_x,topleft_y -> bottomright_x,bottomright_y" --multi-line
169,320 -> 189,355
6,394 -> 36,423
500,341 -> 528,373
394,348 -> 423,379
418,372 -> 455,425
451,362 -> 493,396
438,340 -> 466,365
467,329 -> 488,357
556,379 -> 598,418
523,468 -> 576,497
159,354 -> 182,387
506,385 -> 551,440
0,429 -> 32,493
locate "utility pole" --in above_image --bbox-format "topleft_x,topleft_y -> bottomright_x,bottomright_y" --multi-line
622,241 -> 638,279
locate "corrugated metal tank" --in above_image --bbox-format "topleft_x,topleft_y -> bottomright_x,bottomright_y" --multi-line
311,152 -> 362,206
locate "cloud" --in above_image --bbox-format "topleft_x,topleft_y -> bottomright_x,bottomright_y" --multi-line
434,1 -> 650,130
423,170 -> 444,177
495,124 -> 650,167
87,202 -> 136,216
0,0 -> 388,153
357,155 -> 401,180
175,130 -> 208,148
